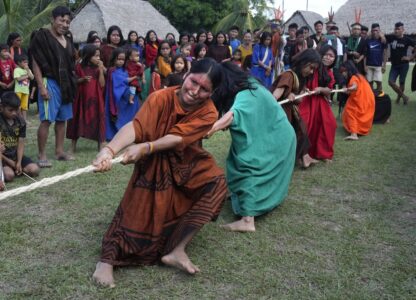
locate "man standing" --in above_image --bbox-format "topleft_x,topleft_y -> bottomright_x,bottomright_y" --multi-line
346,23 -> 367,75
364,23 -> 387,95
387,22 -> 415,104
30,6 -> 76,167
310,21 -> 325,48
283,23 -> 298,70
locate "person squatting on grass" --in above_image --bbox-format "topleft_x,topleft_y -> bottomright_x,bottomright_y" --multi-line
0,92 -> 40,189
92,58 -> 228,288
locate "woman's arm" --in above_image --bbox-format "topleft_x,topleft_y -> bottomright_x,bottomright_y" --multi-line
206,111 -> 234,138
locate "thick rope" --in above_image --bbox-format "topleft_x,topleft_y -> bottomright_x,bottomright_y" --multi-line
0,156 -> 123,201
279,88 -> 345,105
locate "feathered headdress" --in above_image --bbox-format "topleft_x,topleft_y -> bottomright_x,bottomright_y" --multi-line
273,6 -> 285,23
326,6 -> 335,24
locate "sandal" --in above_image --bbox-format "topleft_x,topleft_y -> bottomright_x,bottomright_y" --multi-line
38,159 -> 52,168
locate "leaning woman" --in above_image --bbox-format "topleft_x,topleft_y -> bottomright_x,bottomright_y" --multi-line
207,62 -> 296,232
92,58 -> 228,287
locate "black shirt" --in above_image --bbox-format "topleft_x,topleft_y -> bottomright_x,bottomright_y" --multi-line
0,113 -> 26,160
387,36 -> 415,65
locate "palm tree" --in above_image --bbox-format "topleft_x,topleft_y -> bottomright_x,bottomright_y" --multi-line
212,0 -> 274,33
0,0 -> 66,46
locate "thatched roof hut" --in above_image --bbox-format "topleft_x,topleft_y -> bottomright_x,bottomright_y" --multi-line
283,10 -> 325,34
70,0 -> 179,43
334,0 -> 416,36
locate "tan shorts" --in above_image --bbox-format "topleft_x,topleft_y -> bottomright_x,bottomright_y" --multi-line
16,92 -> 29,111
366,66 -> 382,82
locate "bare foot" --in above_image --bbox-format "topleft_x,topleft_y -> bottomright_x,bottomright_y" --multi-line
92,262 -> 115,288
221,217 -> 255,232
403,95 -> 409,105
323,159 -> 333,163
302,154 -> 319,168
344,134 -> 359,141
161,251 -> 200,274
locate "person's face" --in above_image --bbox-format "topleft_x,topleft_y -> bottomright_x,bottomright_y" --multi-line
160,43 -> 171,56
233,52 -> 242,60
1,106 -> 19,120
217,34 -> 225,45
394,26 -> 404,37
329,29 -> 338,36
361,30 -> 368,38
115,53 -> 125,67
182,45 -> 191,56
198,47 -> 207,58
322,49 -> 336,66
12,37 -> 22,48
243,33 -> 252,44
352,26 -> 361,37
207,32 -> 213,42
166,34 -> 175,41
189,36 -> 195,44
180,73 -> 213,109
174,58 -> 185,72
198,33 -> 207,43
129,32 -> 137,42
301,62 -> 318,77
315,24 -> 323,34
263,37 -> 272,47
93,38 -> 101,48
18,59 -> 28,69
0,49 -> 10,59
129,50 -> 139,62
296,34 -> 304,44
303,29 -> 310,38
371,27 -> 380,39
90,50 -> 101,65
289,28 -> 297,38
149,32 -> 157,42
180,35 -> 189,44
229,29 -> 238,39
51,15 -> 71,36
110,30 -> 121,45
138,37 -> 145,47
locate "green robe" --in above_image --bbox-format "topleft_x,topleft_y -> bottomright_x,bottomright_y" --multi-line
227,80 -> 296,217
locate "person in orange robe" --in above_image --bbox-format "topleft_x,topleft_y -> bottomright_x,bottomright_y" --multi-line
91,59 -> 227,288
340,61 -> 375,140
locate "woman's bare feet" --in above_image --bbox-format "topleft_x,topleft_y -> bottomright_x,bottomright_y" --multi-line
161,250 -> 200,274
344,133 -> 359,141
302,154 -> 319,168
92,262 -> 115,288
221,216 -> 255,232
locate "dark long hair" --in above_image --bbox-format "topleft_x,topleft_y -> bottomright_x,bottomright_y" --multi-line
339,60 -> 359,83
81,44 -> 99,67
127,30 -> 139,46
291,48 -> 321,91
145,30 -> 158,45
106,25 -> 124,46
317,44 -> 337,87
109,48 -> 126,68
215,31 -> 228,45
213,61 -> 256,113
7,32 -> 21,47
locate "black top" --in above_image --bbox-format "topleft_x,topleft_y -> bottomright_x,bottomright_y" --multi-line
0,113 -> 26,160
387,36 -> 415,65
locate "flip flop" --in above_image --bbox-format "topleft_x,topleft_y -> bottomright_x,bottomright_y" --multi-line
38,159 -> 52,168
56,154 -> 75,161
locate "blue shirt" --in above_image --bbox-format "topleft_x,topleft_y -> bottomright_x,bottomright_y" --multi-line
366,38 -> 386,67
230,39 -> 241,53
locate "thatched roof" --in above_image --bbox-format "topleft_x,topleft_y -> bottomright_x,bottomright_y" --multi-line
70,0 -> 179,43
283,10 -> 325,34
334,0 -> 416,35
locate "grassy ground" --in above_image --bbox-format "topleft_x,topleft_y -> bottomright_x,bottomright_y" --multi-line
0,67 -> 415,299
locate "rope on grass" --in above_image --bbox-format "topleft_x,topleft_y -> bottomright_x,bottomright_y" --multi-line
279,88 -> 345,105
0,156 -> 123,201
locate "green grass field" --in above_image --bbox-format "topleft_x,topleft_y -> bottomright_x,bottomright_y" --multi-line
0,67 -> 415,299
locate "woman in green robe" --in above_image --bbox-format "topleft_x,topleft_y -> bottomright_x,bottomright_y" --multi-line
207,62 -> 296,232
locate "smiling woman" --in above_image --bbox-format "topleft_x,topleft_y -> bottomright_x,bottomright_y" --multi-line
91,58 -> 227,288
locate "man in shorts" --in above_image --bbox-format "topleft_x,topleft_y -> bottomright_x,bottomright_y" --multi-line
364,23 -> 387,95
30,6 -> 76,167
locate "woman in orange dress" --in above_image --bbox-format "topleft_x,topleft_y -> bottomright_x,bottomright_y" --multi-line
340,61 -> 375,140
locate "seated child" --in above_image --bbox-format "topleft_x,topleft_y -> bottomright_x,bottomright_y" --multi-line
13,54 -> 34,121
126,48 -> 145,104
0,92 -> 39,184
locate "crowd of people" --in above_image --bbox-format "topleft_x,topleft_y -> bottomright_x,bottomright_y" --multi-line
0,5 -> 415,287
